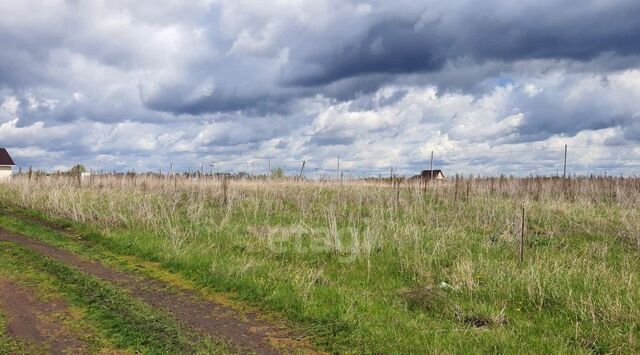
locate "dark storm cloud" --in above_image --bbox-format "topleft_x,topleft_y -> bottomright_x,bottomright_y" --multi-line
285,1 -> 640,89
286,19 -> 449,87
141,85 -> 293,116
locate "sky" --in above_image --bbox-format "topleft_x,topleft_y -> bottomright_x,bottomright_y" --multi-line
1,0 -> 640,176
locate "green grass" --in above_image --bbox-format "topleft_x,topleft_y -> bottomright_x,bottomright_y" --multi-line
0,240 -> 230,354
1,176 -> 639,353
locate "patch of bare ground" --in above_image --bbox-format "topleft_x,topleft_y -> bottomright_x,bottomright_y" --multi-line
0,229 -> 321,355
0,278 -> 87,354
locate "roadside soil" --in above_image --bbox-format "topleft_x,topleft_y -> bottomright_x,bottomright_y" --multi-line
0,278 -> 87,354
0,227 -> 319,355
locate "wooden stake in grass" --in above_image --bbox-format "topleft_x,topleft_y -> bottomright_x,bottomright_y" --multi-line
563,144 -> 567,178
422,176 -> 427,194
454,174 -> 459,202
490,177 -> 495,195
221,176 -> 229,207
519,201 -> 526,262
465,178 -> 471,202
395,179 -> 401,208
390,167 -> 394,186
299,160 -> 306,179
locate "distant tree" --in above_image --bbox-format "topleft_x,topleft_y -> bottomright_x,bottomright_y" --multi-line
271,167 -> 285,178
69,164 -> 86,174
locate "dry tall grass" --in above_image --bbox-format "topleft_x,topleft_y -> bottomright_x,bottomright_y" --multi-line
5,174 -> 640,254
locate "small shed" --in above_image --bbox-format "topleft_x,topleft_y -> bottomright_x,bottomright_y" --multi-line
420,169 -> 445,181
0,148 -> 15,180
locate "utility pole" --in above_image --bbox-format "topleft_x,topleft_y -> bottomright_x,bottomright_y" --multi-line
170,163 -> 173,175
520,201 -> 526,262
563,144 -> 568,178
337,156 -> 340,181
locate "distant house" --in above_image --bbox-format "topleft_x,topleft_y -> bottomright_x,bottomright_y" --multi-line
0,148 -> 15,180
420,169 -> 445,181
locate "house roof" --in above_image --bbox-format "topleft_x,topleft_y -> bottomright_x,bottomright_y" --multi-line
0,148 -> 15,166
420,169 -> 444,177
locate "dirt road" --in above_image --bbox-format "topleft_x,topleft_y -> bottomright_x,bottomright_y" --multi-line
0,279 -> 87,354
0,224 -> 319,354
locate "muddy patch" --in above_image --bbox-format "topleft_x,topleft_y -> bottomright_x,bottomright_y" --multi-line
455,309 -> 507,329
0,228 -> 319,354
0,279 -> 87,354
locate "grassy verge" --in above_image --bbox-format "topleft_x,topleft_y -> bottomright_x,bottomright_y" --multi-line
1,177 -> 640,353
0,240 -> 230,354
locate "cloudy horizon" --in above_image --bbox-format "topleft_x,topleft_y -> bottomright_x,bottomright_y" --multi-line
1,0 -> 640,177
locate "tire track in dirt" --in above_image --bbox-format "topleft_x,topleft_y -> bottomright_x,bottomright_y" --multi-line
0,278 -> 87,354
0,228 -> 319,355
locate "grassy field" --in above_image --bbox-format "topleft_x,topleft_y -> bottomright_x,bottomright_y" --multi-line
1,175 -> 639,353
